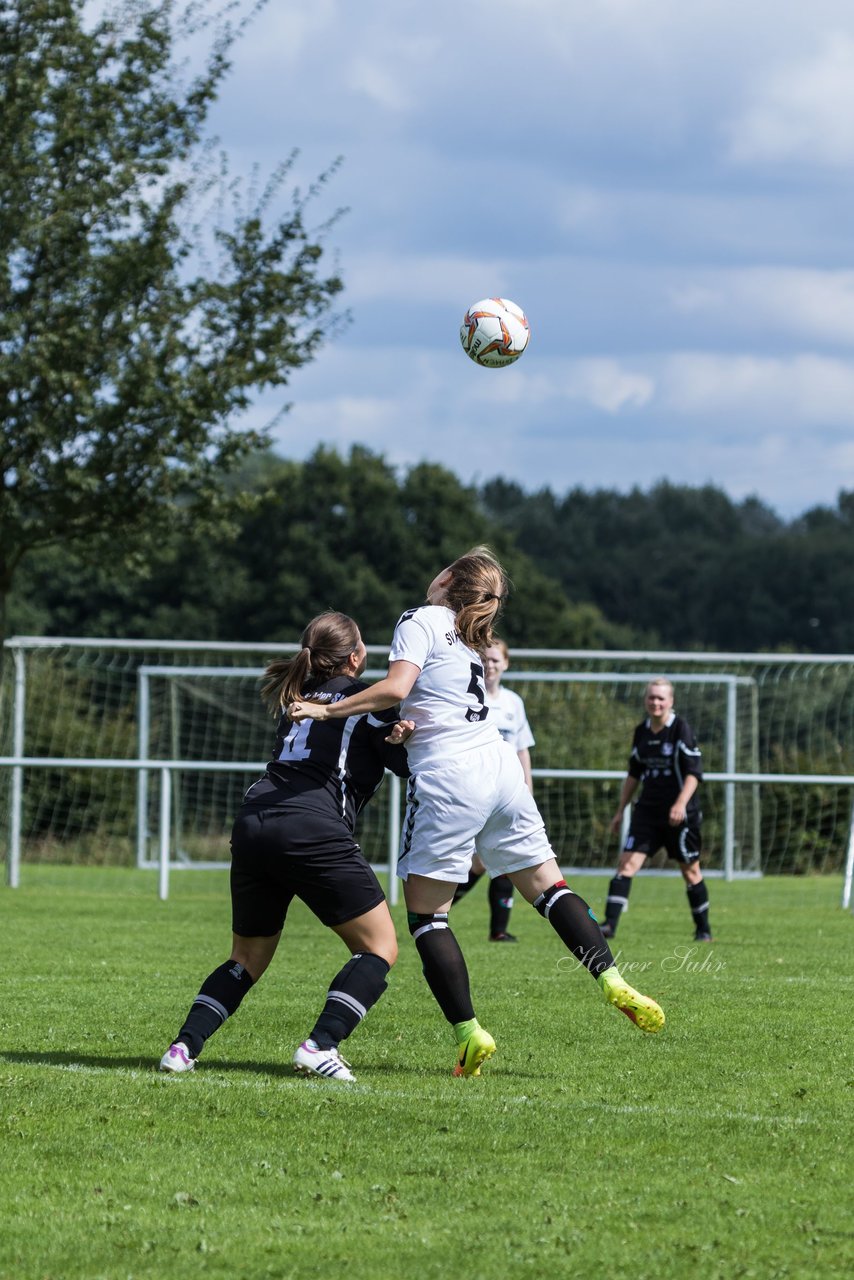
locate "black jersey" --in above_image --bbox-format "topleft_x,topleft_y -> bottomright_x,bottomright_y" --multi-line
241,674 -> 409,834
628,712 -> 702,816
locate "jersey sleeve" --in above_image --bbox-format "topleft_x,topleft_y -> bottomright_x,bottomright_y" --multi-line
364,708 -> 411,779
347,707 -> 410,810
388,608 -> 433,671
628,726 -> 644,778
515,707 -> 535,753
676,717 -> 703,781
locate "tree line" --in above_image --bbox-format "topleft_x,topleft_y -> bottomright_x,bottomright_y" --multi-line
482,478 -> 854,653
8,444 -> 854,654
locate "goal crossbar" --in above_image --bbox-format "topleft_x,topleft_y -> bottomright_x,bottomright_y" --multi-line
4,642 -> 854,909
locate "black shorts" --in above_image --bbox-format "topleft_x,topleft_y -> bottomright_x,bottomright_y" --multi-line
625,809 -> 702,864
229,805 -> 385,937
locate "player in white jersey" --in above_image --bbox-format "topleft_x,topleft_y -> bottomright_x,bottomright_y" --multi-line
289,547 -> 666,1077
452,639 -> 534,940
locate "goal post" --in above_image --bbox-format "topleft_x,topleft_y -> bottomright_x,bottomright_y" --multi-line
500,669 -> 759,879
131,665 -> 760,898
3,637 -> 854,904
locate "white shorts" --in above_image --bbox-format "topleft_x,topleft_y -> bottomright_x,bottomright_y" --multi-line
396,740 -> 554,883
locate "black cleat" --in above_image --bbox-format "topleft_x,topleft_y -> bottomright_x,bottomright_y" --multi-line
489,931 -> 518,943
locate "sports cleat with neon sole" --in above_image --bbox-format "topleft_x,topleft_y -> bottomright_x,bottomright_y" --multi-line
293,1039 -> 355,1082
159,1042 -> 196,1073
453,1026 -> 496,1077
600,975 -> 665,1034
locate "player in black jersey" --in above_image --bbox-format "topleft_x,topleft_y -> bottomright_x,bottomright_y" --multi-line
159,611 -> 410,1083
601,678 -> 713,942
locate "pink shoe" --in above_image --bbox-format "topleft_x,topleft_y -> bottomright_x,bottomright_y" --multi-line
159,1042 -> 196,1073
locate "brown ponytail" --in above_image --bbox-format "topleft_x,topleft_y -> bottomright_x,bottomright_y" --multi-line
261,612 -> 360,714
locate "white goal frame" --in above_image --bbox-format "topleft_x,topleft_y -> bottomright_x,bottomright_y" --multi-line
4,636 -> 854,908
134,665 -> 757,900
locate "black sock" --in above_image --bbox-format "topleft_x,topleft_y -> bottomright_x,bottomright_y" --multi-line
534,881 -> 614,979
176,959 -> 255,1059
687,880 -> 711,935
488,875 -> 514,936
604,874 -> 633,931
309,953 -> 391,1050
408,912 -> 475,1025
452,870 -> 484,904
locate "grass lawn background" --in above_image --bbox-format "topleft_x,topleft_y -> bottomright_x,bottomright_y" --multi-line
0,867 -> 851,1280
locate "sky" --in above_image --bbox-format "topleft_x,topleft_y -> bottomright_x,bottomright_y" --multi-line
198,0 -> 854,519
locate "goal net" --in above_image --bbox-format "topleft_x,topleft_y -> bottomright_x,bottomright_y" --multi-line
2,639 -> 854,887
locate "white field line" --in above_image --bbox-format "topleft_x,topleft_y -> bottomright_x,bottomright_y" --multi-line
0,1058 -> 817,1128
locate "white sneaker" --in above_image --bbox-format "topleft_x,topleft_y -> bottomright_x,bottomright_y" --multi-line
293,1039 -> 355,1082
159,1041 -> 197,1073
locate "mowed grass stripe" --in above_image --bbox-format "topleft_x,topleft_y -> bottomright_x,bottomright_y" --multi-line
0,1056 -> 820,1128
0,867 -> 852,1280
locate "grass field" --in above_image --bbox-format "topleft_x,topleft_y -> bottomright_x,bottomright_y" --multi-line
0,867 -> 851,1280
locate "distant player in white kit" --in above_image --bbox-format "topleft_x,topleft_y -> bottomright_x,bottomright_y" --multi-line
452,639 -> 534,941
289,546 -> 665,1077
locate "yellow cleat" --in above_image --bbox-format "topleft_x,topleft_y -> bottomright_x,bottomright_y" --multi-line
601,975 -> 665,1034
453,1026 -> 496,1077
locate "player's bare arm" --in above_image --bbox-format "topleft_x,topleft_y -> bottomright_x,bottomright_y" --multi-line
609,775 -> 640,833
288,660 -> 420,723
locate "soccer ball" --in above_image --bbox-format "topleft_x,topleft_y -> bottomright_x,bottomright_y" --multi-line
460,297 -> 530,367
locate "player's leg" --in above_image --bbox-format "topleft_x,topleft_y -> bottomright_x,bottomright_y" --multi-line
487,874 -> 516,941
511,858 -> 664,1033
404,873 -> 495,1077
159,931 -> 278,1073
674,822 -> 712,939
602,846 -> 648,938
452,853 -> 486,904
293,902 -> 397,1083
480,749 -> 664,1033
398,766 -> 496,1076
160,807 -> 285,1073
292,849 -> 394,1083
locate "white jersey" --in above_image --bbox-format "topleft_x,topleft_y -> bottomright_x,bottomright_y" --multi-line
486,686 -> 534,754
388,604 -> 501,769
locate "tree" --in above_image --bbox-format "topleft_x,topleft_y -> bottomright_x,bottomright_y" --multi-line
0,0 -> 345,642
8,445 -> 635,648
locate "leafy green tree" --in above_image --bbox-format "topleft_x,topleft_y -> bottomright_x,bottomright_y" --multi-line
0,0 -> 344,642
8,446 -> 632,648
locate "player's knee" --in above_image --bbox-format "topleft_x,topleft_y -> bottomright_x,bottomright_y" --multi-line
407,911 -> 449,940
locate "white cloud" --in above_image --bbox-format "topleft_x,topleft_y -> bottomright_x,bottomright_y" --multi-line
561,360 -> 655,413
668,268 -> 854,347
727,32 -> 854,166
659,351 -> 854,426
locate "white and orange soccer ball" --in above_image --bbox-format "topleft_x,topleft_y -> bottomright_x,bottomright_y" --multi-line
460,297 -> 530,367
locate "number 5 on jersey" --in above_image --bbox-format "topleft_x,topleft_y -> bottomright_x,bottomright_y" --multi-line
465,663 -> 489,722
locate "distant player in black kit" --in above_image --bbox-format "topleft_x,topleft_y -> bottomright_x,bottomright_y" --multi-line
601,678 -> 713,942
159,611 -> 411,1083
